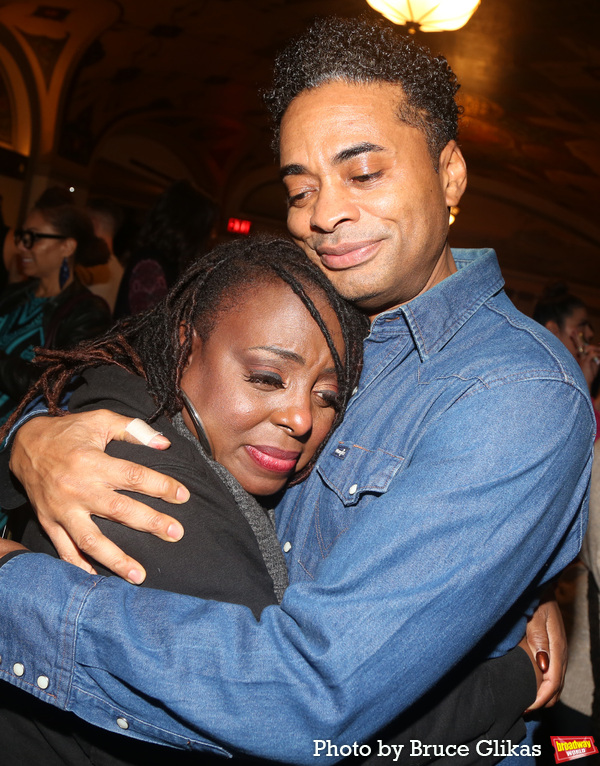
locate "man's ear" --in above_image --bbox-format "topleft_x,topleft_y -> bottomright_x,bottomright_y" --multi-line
439,140 -> 467,208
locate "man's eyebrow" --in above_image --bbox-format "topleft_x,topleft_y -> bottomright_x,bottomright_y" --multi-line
333,142 -> 385,165
279,163 -> 306,180
280,142 -> 386,179
249,345 -> 305,364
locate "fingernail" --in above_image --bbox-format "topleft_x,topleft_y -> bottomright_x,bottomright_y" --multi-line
149,434 -> 170,449
127,568 -> 145,585
167,522 -> 184,541
176,486 -> 190,503
536,650 -> 549,673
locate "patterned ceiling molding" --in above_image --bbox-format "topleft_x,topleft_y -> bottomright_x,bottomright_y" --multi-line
16,27 -> 70,90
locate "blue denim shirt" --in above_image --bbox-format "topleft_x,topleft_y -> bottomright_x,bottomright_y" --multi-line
0,249 -> 593,763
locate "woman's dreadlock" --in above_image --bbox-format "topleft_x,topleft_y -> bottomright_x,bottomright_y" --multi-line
4,236 -> 369,484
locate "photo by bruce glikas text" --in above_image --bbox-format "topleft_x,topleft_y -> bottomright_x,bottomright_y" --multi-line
313,739 -> 541,761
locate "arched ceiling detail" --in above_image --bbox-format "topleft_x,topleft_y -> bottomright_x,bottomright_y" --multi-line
0,0 -> 597,301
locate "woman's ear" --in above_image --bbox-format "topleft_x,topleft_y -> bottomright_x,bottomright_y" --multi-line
545,320 -> 560,338
62,237 -> 77,258
179,323 -> 202,371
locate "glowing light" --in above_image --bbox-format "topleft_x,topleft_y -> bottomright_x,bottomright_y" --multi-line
227,217 -> 252,235
69,186 -> 75,192
366,0 -> 480,32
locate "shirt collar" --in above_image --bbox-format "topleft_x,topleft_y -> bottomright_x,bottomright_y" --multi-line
369,248 -> 504,361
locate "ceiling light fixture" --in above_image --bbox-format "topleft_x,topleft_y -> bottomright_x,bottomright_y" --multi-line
366,0 -> 480,33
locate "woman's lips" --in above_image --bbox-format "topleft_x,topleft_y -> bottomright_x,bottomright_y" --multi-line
316,240 -> 381,270
245,445 -> 300,474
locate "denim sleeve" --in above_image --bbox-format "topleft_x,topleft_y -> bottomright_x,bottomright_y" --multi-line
0,379 -> 592,764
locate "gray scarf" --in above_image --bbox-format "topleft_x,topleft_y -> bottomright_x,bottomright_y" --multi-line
172,412 -> 289,603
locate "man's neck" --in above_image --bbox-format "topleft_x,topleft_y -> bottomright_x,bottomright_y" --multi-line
367,245 -> 456,323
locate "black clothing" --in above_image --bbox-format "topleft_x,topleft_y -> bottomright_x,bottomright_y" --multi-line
0,280 -> 111,420
113,244 -> 179,319
19,365 -> 287,614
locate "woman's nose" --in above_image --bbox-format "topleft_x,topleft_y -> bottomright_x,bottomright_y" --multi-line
274,396 -> 313,437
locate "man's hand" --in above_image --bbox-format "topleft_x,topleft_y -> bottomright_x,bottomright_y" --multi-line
9,411 -> 190,583
523,592 -> 567,711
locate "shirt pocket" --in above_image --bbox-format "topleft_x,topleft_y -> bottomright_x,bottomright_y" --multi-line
297,442 -> 404,577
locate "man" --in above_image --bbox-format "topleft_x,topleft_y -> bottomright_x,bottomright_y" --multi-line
0,16 -> 593,764
77,197 -> 125,315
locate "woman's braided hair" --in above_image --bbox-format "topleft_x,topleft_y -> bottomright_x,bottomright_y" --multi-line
5,236 -> 369,484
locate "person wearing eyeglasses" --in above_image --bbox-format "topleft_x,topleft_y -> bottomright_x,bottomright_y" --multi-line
0,200 -> 112,426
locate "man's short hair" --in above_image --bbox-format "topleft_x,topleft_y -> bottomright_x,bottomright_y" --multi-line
86,197 -> 124,238
264,16 -> 461,167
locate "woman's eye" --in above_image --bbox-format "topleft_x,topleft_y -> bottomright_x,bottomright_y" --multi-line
315,389 -> 341,409
245,372 -> 284,388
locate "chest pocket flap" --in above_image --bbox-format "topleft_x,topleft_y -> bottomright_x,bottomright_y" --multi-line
316,442 -> 404,507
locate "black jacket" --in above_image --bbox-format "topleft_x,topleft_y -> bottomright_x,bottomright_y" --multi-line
0,280 -> 111,405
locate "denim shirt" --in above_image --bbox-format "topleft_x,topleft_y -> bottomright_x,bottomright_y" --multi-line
0,249 -> 593,764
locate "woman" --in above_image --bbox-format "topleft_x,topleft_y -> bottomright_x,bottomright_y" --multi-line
0,237 -> 540,766
0,202 -> 112,425
0,235 -> 368,765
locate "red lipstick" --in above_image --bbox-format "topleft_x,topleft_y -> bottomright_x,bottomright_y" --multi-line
245,445 -> 300,474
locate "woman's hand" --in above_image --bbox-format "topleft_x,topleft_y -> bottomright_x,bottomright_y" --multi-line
578,343 -> 600,389
9,411 -> 190,583
522,592 -> 567,711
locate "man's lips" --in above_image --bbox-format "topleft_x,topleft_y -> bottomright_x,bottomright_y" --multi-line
245,445 -> 300,474
315,240 -> 381,269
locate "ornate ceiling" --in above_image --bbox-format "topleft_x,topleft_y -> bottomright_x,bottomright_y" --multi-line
0,0 -> 599,312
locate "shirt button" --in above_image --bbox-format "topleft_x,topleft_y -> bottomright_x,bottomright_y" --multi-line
349,484 -> 358,495
116,717 -> 129,730
13,663 -> 25,677
283,541 -> 292,553
352,387 -> 358,396
37,675 -> 49,690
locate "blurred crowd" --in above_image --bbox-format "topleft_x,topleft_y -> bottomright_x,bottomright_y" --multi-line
0,181 -> 218,427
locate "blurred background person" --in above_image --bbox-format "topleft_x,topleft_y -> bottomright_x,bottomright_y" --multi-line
533,283 -> 600,406
77,197 -> 125,316
0,200 -> 112,427
533,284 -> 600,760
114,180 -> 218,319
0,197 -> 21,294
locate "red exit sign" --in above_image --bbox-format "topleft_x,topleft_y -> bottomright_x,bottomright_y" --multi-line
227,217 -> 252,235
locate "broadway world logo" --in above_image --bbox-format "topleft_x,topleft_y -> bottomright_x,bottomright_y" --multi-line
551,737 -> 599,763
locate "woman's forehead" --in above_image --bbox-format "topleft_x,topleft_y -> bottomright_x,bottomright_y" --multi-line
210,278 -> 343,357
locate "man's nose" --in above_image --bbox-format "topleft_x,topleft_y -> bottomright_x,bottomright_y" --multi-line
309,182 -> 358,233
